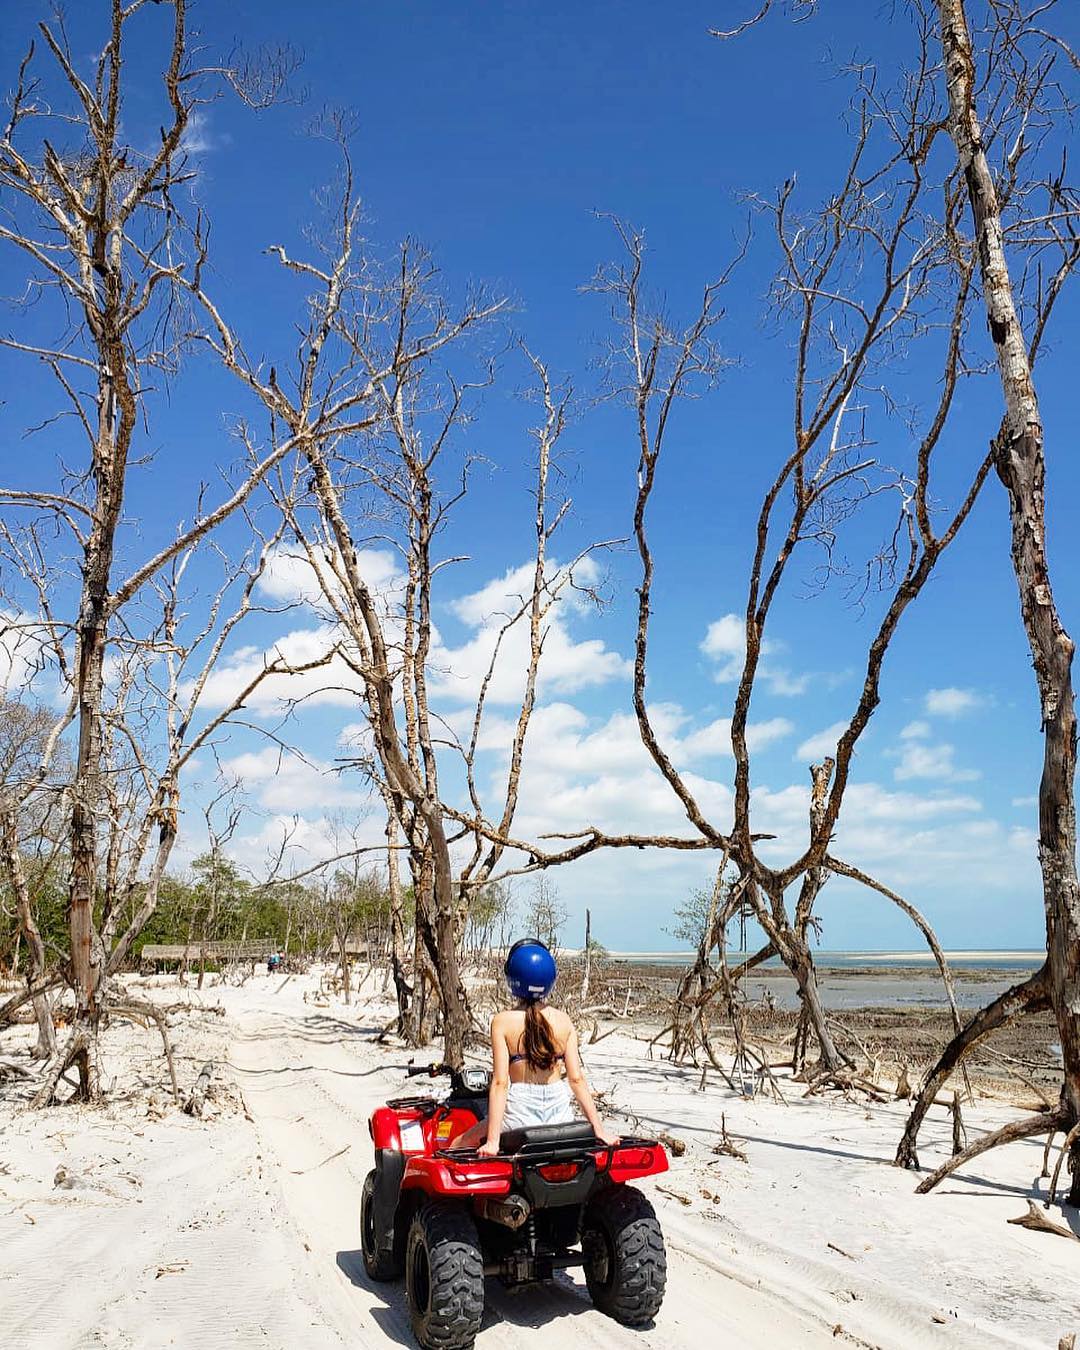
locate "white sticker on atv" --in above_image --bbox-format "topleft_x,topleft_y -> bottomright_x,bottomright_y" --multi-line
399,1121 -> 424,1152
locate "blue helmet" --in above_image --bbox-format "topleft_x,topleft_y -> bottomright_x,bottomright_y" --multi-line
504,938 -> 557,1001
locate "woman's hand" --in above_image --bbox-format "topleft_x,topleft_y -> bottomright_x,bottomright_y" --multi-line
597,1125 -> 621,1146
477,1137 -> 501,1157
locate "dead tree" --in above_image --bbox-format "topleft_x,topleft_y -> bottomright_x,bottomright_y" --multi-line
895,0 -> 1080,1198
425,114 -> 989,1070
193,196 -> 500,1062
0,698 -> 71,1057
588,51 -> 991,1075
0,525 -> 325,1100
0,3 -> 315,1096
192,124 -> 648,1062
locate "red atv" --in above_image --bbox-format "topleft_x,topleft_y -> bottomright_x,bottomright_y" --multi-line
361,1062 -> 669,1349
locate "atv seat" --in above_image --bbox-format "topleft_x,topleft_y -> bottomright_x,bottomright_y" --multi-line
499,1120 -> 599,1155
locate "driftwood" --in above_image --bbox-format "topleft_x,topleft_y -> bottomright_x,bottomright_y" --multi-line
804,1069 -> 889,1104
588,1020 -> 617,1046
183,1062 -> 214,1117
1006,1201 -> 1079,1244
712,1113 -> 748,1163
1059,1336 -> 1076,1350
290,1144 -> 350,1176
657,1130 -> 687,1158
0,1059 -> 34,1081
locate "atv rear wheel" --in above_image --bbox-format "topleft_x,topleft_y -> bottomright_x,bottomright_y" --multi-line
405,1201 -> 485,1350
361,1168 -> 403,1281
582,1185 -> 666,1326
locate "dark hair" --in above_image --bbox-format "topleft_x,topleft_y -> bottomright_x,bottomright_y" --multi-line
522,998 -> 559,1072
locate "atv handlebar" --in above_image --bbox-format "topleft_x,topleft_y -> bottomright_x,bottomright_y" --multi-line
406,1062 -> 450,1078
399,1062 -> 490,1100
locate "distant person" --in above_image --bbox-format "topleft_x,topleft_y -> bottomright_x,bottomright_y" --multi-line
267,952 -> 281,974
451,938 -> 619,1153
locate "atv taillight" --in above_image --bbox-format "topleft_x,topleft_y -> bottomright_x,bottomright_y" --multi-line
537,1162 -> 581,1182
447,1162 -> 513,1185
613,1147 -> 654,1170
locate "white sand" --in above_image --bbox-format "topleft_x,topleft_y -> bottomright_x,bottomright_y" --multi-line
1,971 -> 1076,1349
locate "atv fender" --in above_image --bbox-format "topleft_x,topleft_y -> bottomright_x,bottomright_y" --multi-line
371,1147 -> 406,1254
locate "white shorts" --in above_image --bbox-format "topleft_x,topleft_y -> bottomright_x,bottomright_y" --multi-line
502,1081 -> 575,1132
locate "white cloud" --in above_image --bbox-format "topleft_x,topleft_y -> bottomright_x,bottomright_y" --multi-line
681,715 -> 794,760
196,552 -> 630,720
187,624 -> 364,713
794,721 -> 848,762
900,720 -> 931,741
180,110 -> 218,156
258,546 -> 402,607
224,812 -> 384,879
1011,795 -> 1038,809
925,687 -> 985,718
700,614 -> 760,681
218,745 -> 370,813
699,613 -> 814,698
429,557 -> 630,706
892,740 -> 980,784
763,669 -> 811,697
0,611 -> 65,703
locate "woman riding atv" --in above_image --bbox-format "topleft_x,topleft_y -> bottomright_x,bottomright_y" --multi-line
452,938 -> 620,1152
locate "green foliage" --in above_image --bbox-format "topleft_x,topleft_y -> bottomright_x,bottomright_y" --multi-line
666,883 -> 723,950
585,934 -> 609,961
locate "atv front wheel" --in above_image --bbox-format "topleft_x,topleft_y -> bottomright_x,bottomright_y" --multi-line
582,1185 -> 667,1326
405,1201 -> 485,1350
361,1168 -> 404,1281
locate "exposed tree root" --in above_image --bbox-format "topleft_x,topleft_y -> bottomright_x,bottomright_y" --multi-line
913,1107 -> 1063,1195
110,1000 -> 180,1106
804,1069 -> 890,1104
896,964 -> 1051,1170
32,1023 -> 97,1107
1047,1122 -> 1080,1209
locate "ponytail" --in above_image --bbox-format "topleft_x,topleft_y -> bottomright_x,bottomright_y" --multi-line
522,997 -> 559,1072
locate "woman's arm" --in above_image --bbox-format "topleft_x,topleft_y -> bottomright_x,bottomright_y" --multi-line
564,1023 -> 619,1145
478,1015 -> 510,1156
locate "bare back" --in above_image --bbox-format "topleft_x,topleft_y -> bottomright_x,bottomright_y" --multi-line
493,1005 -> 574,1084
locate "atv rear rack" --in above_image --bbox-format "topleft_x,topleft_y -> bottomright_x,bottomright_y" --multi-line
436,1133 -> 662,1165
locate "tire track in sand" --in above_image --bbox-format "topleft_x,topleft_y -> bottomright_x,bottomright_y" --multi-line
229,1006 -> 847,1350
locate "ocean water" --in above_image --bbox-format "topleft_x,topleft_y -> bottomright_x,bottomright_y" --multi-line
607,950 -> 1046,972
597,950 -> 1046,1011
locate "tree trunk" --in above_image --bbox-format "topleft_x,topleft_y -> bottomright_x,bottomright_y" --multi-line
582,908 -> 592,1003
1,808 -> 55,1059
383,797 -> 412,1035
790,942 -> 847,1074
754,878 -> 848,1074
936,0 -> 1080,1200
197,891 -> 215,992
412,835 -> 469,1065
69,351 -> 133,1089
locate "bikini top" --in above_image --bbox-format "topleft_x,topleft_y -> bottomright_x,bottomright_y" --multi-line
509,1050 -> 565,1065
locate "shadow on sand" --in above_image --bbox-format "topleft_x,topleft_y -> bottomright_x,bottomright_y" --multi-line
336,1248 -> 602,1344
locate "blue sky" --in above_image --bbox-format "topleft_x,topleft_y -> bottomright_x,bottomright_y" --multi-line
2,1 -> 1078,950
